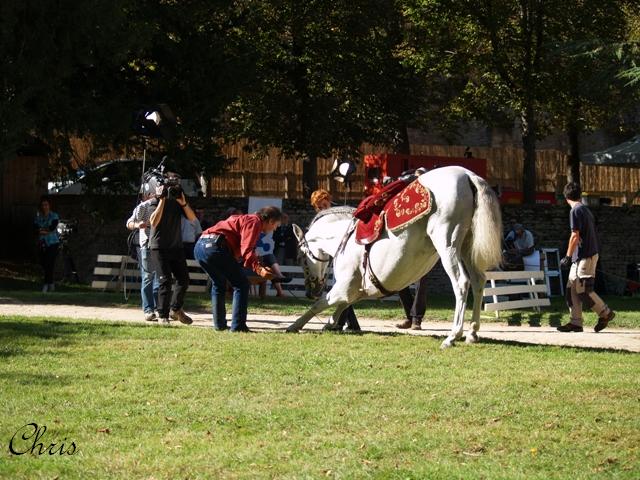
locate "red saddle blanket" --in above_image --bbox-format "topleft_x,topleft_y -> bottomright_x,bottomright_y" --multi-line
354,180 -> 432,245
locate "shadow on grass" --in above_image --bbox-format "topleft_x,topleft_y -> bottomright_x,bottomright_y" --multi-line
0,319 -> 154,358
0,371 -> 73,386
474,336 -> 638,355
548,313 -> 563,327
527,313 -> 542,327
507,312 -> 523,326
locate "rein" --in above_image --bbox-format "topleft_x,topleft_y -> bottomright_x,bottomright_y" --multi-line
298,235 -> 332,263
303,210 -> 395,297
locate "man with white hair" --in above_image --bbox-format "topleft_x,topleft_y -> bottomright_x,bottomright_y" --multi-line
502,223 -> 535,270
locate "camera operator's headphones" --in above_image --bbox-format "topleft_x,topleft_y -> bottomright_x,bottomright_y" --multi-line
140,169 -> 182,198
141,170 -> 163,198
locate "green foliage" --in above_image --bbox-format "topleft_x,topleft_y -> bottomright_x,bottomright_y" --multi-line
0,0 -> 243,178
2,0 -> 639,189
402,0 -> 637,199
0,1 -> 142,165
223,0 -> 425,192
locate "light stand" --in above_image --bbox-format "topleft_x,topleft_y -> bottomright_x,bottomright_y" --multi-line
330,157 -> 357,204
132,104 -> 176,197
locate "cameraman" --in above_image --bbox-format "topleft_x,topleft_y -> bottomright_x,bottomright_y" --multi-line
149,172 -> 196,326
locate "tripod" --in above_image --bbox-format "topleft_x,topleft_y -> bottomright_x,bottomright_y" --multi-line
61,240 -> 80,283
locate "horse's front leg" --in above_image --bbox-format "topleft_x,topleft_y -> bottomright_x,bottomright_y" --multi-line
285,296 -> 330,332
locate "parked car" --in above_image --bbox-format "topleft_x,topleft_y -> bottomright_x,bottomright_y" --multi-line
48,159 -> 203,197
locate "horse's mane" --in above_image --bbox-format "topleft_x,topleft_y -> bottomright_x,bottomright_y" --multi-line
309,206 -> 355,229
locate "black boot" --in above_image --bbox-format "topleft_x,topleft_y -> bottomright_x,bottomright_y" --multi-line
395,319 -> 412,329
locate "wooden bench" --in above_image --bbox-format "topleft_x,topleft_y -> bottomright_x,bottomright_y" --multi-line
91,254 -> 209,292
91,255 -> 327,297
483,270 -> 551,318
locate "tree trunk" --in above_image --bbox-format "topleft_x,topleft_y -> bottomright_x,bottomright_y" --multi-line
567,121 -> 581,185
395,124 -> 411,155
521,106 -> 537,204
302,155 -> 317,199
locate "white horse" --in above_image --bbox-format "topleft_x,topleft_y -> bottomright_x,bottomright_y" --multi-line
288,166 -> 503,349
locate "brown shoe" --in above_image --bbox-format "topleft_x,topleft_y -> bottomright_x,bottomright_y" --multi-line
594,310 -> 615,333
170,309 -> 193,325
395,319 -> 412,329
557,322 -> 583,332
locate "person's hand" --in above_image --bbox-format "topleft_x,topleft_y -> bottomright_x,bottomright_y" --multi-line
176,192 -> 187,207
560,256 -> 572,269
155,184 -> 165,197
138,221 -> 147,229
256,265 -> 275,279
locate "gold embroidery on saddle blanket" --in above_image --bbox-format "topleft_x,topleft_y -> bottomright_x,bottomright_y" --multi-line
355,180 -> 432,245
384,181 -> 432,232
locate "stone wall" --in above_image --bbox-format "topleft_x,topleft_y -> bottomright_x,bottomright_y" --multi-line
35,196 -> 640,295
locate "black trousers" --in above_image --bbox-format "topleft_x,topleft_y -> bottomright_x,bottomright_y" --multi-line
398,274 -> 429,321
39,243 -> 59,284
336,306 -> 360,330
410,275 -> 429,321
150,248 -> 190,317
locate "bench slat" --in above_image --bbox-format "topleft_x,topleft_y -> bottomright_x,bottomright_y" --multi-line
484,298 -> 550,312
484,284 -> 548,296
485,270 -> 545,281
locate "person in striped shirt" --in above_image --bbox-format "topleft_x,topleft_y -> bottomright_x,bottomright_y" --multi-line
126,195 -> 159,321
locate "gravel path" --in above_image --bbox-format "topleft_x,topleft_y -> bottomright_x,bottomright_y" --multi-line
2,301 -> 639,352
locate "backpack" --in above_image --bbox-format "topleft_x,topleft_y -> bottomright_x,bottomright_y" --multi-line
127,229 -> 140,261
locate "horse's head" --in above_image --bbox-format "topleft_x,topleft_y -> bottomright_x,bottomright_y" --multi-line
292,223 -> 332,299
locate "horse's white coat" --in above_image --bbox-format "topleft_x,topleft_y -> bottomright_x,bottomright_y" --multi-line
289,166 -> 503,348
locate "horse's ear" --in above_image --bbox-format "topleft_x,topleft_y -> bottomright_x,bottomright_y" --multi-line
292,224 -> 304,242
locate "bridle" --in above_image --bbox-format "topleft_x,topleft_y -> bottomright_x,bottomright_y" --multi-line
297,235 -> 332,263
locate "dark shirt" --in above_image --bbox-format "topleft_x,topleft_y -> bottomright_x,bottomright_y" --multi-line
149,198 -> 185,250
273,224 -> 297,259
203,214 -> 264,270
569,202 -> 598,259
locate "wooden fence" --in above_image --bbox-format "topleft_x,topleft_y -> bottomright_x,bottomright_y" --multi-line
211,142 -> 640,205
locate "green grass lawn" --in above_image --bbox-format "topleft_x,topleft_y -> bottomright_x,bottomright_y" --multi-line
1,316 -> 639,479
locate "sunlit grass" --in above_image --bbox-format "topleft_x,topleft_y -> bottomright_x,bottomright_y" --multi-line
1,316 -> 638,479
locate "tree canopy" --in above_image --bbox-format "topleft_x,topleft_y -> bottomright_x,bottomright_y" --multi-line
2,0 -> 638,199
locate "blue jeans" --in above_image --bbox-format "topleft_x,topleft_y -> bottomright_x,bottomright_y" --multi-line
138,247 -> 159,314
194,238 -> 249,331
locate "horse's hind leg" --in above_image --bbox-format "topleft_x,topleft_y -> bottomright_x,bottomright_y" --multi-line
433,243 -> 470,349
464,267 -> 486,344
322,303 -> 349,331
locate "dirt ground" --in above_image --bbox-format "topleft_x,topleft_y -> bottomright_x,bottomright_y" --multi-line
2,301 -> 639,352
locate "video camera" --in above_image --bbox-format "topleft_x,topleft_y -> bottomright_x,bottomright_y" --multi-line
56,219 -> 78,243
141,161 -> 183,200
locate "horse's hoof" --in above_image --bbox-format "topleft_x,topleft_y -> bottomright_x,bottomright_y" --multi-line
466,332 -> 479,344
322,323 -> 341,332
440,339 -> 454,349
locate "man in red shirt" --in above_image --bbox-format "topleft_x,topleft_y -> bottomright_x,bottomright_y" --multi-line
194,206 -> 282,332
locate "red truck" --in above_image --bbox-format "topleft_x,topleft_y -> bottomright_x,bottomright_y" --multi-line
363,153 -> 556,204
363,153 -> 487,196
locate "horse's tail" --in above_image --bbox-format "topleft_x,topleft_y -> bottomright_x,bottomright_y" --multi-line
466,174 -> 503,272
